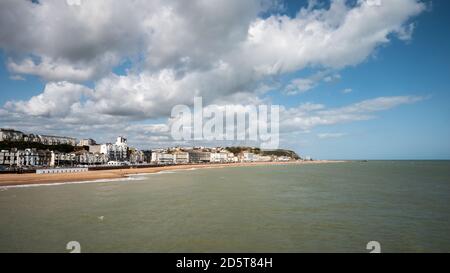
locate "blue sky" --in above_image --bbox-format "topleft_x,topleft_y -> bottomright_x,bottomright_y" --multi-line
0,0 -> 449,159
274,0 -> 450,159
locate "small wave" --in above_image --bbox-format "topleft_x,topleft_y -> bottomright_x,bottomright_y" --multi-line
0,176 -> 141,190
184,168 -> 199,171
156,170 -> 177,174
0,167 -> 210,190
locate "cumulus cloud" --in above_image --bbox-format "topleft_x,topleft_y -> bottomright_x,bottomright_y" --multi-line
4,82 -> 93,118
280,96 -> 424,132
0,0 -> 263,82
0,0 -> 427,148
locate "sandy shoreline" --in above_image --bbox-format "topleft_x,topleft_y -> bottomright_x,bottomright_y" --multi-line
0,160 -> 344,187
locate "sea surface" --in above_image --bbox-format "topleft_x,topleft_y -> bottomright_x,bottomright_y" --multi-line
0,161 -> 449,253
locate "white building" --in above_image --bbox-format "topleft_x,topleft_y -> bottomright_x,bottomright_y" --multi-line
50,151 -> 76,167
242,152 -> 257,162
151,153 -> 174,164
0,128 -> 24,142
0,128 -> 77,146
37,135 -> 77,146
257,155 -> 273,162
100,136 -> 129,162
129,149 -> 145,164
277,156 -> 291,162
210,152 -> 229,163
75,151 -> 108,166
174,152 -> 189,164
0,149 -> 52,167
78,139 -> 96,146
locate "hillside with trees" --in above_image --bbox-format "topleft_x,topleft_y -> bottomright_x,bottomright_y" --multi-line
225,146 -> 300,159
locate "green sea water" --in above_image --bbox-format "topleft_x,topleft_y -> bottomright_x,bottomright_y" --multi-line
0,161 -> 449,253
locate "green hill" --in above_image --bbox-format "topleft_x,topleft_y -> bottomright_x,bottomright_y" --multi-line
225,146 -> 300,159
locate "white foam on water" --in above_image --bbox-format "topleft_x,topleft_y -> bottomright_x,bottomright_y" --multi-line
0,167 -> 211,190
0,176 -> 142,190
154,170 -> 176,174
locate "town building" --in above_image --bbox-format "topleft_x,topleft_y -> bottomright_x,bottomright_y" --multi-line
88,144 -> 102,154
174,152 -> 189,164
277,156 -> 291,162
0,128 -> 24,142
78,139 -> 97,146
151,152 -> 174,164
0,149 -> 52,167
100,137 -> 128,162
188,151 -> 211,163
50,151 -> 75,167
37,135 -> 77,146
210,152 -> 229,163
257,155 -> 273,162
142,151 -> 152,163
0,128 -> 77,146
75,151 -> 108,166
242,152 -> 257,162
129,149 -> 145,164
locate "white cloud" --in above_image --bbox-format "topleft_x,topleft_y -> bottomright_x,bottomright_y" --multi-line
7,57 -> 112,82
0,0 -> 263,82
318,133 -> 347,139
283,71 -> 343,95
284,78 -> 318,95
9,75 -> 26,81
0,0 -> 427,148
280,95 -> 424,132
323,73 -> 341,83
342,88 -> 353,94
5,81 -> 93,118
0,0 -> 425,83
0,94 -> 424,149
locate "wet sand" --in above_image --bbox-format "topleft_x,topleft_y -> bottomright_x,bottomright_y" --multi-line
0,161 -> 343,187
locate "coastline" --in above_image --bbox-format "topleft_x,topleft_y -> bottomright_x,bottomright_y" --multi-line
0,161 -> 344,187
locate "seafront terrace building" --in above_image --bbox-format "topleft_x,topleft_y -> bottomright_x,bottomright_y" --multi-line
129,149 -> 145,164
100,137 -> 129,162
78,139 -> 97,146
242,152 -> 257,162
0,149 -> 52,167
0,128 -> 77,146
210,152 -> 233,163
75,151 -> 108,166
0,128 -> 25,142
173,152 -> 189,164
0,148 -> 111,168
37,135 -> 77,146
0,150 -> 16,166
50,151 -> 76,167
188,151 -> 211,163
151,152 -> 174,164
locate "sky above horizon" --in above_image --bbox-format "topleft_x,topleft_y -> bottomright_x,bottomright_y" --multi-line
0,0 -> 449,160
